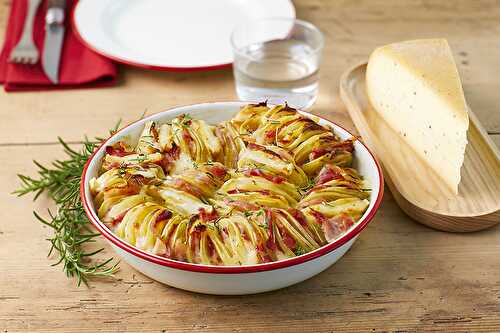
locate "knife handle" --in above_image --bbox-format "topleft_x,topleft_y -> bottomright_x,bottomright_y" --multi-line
47,0 -> 66,10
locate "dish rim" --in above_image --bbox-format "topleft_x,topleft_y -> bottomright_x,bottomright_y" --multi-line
70,0 -> 296,72
80,102 -> 384,274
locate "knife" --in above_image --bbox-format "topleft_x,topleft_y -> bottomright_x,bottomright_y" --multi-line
42,0 -> 66,84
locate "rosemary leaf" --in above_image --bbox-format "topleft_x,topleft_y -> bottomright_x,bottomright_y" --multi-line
13,130 -> 120,286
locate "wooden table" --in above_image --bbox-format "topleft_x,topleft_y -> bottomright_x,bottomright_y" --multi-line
1,1 -> 499,332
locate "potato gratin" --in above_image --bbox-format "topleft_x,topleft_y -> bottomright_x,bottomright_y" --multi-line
90,103 -> 370,266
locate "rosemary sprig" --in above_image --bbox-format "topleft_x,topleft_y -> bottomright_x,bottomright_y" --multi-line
14,130 -> 120,286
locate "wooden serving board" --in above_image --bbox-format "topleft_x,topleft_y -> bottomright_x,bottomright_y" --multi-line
340,63 -> 500,232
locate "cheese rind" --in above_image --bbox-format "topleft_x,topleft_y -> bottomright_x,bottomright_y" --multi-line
366,39 -> 469,194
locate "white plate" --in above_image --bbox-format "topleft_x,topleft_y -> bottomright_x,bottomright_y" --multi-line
72,0 -> 296,71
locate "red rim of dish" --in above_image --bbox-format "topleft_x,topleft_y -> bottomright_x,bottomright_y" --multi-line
70,1 -> 295,72
80,103 -> 384,274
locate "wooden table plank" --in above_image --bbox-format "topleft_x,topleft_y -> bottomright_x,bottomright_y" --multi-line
0,0 -> 499,332
1,145 -> 499,332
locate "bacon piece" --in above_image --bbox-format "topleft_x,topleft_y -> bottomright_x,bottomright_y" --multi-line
155,210 -> 172,223
255,243 -> 273,263
167,144 -> 181,159
310,139 -> 355,160
150,123 -> 159,142
247,143 -> 265,151
288,208 -> 308,227
265,209 -> 275,250
323,214 -> 355,241
128,174 -> 146,187
152,210 -> 172,231
111,210 -> 128,226
164,178 -> 205,198
265,238 -> 277,251
316,165 -> 343,185
265,129 -> 276,142
105,142 -> 132,157
333,140 -> 355,153
198,208 -> 218,223
207,238 -> 217,259
190,230 -> 202,255
193,224 -> 207,233
206,164 -> 227,179
243,168 -> 286,184
223,198 -> 259,211
103,162 -> 123,170
214,127 -> 227,146
310,148 -> 328,160
180,128 -> 196,156
282,233 -> 297,249
182,128 -> 192,142
309,209 -> 327,226
276,222 -> 297,250
241,232 -> 250,241
247,142 -> 283,159
256,189 -> 272,196
158,144 -> 180,172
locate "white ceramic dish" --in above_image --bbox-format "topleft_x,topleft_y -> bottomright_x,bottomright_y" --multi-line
81,102 -> 384,295
72,0 -> 295,71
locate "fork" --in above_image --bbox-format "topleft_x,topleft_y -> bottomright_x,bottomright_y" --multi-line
9,0 -> 43,64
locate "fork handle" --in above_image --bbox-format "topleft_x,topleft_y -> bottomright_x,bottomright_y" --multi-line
18,0 -> 42,46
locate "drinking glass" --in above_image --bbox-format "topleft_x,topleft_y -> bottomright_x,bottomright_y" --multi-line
231,18 -> 324,109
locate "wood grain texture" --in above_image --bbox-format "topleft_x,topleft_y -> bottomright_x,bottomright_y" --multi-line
340,63 -> 500,232
2,146 -> 500,333
1,0 -> 500,332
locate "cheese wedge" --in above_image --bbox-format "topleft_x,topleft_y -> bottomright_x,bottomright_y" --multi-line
366,39 -> 469,194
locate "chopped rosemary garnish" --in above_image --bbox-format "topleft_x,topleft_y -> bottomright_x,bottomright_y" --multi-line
258,222 -> 268,230
118,166 -> 128,177
129,153 -> 147,163
179,114 -> 193,128
264,117 -> 281,125
299,178 -> 315,194
14,131 -> 120,286
209,218 -> 221,232
294,245 -> 307,256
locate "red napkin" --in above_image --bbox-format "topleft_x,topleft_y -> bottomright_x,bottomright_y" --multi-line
0,0 -> 117,92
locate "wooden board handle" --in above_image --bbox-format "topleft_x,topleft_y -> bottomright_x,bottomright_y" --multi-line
339,62 -> 500,232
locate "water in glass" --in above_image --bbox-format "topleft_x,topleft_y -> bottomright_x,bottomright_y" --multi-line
234,39 -> 319,110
